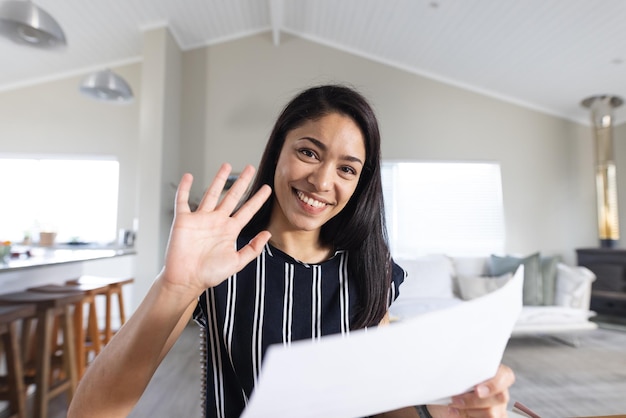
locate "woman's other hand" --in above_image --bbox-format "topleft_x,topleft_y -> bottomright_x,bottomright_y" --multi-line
427,364 -> 515,418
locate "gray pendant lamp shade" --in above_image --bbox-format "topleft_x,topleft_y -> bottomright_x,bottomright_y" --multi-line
0,0 -> 66,48
80,69 -> 134,103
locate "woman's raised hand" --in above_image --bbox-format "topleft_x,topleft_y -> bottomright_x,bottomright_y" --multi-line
160,163 -> 272,297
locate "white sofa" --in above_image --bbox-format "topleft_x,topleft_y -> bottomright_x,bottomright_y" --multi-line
389,254 -> 598,341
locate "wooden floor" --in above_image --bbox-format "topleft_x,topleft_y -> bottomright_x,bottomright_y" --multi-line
3,322 -> 626,417
1,323 -> 201,418
126,324 -> 202,418
503,325 -> 626,417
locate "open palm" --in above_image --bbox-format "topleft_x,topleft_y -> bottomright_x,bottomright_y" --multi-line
161,164 -> 272,296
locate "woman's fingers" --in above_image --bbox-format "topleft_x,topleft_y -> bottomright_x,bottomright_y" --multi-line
196,163 -> 234,212
232,184 -> 272,226
175,173 -> 194,214
236,230 -> 272,268
216,165 -> 258,214
449,364 -> 514,417
474,365 -> 515,401
175,163 -> 271,239
196,164 -> 260,215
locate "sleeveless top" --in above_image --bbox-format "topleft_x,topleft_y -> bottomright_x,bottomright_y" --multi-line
193,238 -> 405,418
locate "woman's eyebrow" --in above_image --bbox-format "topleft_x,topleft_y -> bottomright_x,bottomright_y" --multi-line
299,137 -> 364,166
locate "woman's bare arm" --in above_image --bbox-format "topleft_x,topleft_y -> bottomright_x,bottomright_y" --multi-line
68,281 -> 198,418
68,164 -> 272,418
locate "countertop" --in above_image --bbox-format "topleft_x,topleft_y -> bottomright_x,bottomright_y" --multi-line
0,245 -> 136,272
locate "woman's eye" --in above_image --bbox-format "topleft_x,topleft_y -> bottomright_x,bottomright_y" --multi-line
299,149 -> 317,159
340,166 -> 357,176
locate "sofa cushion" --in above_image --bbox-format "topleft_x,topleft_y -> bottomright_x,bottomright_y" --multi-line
512,306 -> 598,335
457,273 -> 513,300
389,298 -> 463,320
555,264 -> 596,309
489,253 -> 542,305
516,306 -> 593,325
540,255 -> 560,305
394,255 -> 456,300
452,256 -> 490,277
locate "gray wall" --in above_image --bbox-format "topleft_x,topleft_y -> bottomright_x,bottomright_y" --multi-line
0,30 -> 610,307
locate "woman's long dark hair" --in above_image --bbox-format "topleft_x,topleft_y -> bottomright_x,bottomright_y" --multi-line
242,84 -> 391,328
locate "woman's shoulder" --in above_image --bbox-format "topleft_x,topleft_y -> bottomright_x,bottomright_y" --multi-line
391,259 -> 406,276
391,259 -> 406,287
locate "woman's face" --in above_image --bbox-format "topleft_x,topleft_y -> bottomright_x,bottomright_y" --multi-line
271,112 -> 366,234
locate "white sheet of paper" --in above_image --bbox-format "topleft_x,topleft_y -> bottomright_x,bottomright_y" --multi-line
241,268 -> 523,418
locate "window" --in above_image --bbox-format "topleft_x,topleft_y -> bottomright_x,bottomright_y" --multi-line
0,157 -> 119,245
382,161 -> 505,257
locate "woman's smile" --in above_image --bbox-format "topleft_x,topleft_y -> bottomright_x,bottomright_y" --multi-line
295,189 -> 331,210
269,112 -> 366,235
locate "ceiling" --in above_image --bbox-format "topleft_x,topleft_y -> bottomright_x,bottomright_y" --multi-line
2,0 -> 626,125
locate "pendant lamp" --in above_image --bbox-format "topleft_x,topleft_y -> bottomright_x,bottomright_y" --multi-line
80,69 -> 134,103
0,0 -> 66,48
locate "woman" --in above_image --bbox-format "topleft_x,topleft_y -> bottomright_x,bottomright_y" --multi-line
68,85 -> 514,418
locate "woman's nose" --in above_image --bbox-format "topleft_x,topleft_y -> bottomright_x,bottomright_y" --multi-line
308,164 -> 334,191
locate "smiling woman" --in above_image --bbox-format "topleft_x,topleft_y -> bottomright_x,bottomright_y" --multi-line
0,157 -> 119,245
67,85 -> 515,418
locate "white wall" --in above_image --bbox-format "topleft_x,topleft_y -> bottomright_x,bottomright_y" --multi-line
134,27 -> 183,307
0,30 -> 613,308
182,33 -> 599,264
0,64 -> 141,238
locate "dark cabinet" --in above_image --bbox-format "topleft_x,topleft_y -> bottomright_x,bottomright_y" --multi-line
576,248 -> 626,317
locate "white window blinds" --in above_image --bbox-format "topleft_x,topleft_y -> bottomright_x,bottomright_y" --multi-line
382,161 -> 505,257
0,158 -> 119,245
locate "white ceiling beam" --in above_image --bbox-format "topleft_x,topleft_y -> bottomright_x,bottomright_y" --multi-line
269,0 -> 284,46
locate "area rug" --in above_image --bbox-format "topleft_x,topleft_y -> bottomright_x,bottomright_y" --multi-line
503,328 -> 626,417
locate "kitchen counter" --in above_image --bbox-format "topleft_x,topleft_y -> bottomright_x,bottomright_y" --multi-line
0,246 -> 137,295
0,246 -> 136,272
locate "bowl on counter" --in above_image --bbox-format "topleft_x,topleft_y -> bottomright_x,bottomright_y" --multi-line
39,232 -> 57,247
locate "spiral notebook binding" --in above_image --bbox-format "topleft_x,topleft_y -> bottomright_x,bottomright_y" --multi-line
199,326 -> 207,417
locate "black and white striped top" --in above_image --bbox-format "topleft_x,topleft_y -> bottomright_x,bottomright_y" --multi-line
193,238 -> 405,418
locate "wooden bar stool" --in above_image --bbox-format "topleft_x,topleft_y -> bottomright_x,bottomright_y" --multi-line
0,304 -> 36,418
66,276 -> 134,344
27,282 -> 110,378
0,291 -> 84,418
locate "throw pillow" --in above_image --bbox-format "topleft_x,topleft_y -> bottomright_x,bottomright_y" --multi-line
394,255 -> 456,300
457,273 -> 513,300
540,255 -> 560,305
489,253 -> 542,305
555,263 -> 595,309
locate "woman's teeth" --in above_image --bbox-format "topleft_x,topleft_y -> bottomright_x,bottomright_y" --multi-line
296,191 -> 326,208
